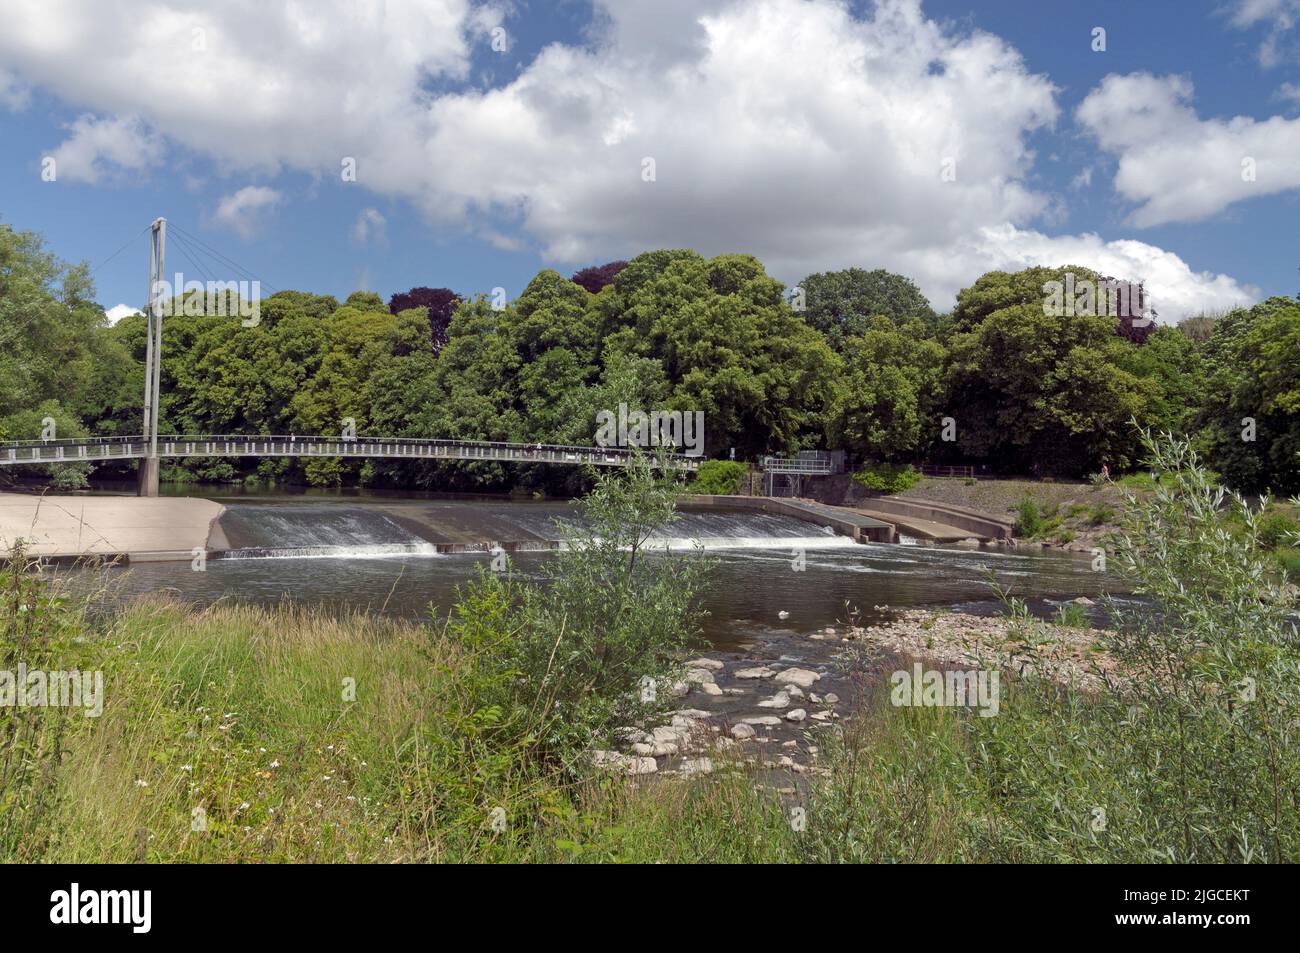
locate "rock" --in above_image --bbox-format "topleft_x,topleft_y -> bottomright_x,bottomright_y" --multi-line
615,727 -> 649,745
786,685 -> 805,700
809,710 -> 834,721
652,726 -> 680,743
723,688 -> 746,696
1072,596 -> 1095,605
778,610 -> 790,620
775,667 -> 821,689
757,691 -> 791,709
712,737 -> 737,751
669,680 -> 690,698
741,715 -> 782,726
631,742 -> 657,756
680,757 -> 714,775
685,657 -> 724,671
809,693 -> 822,704
674,708 -> 712,719
684,667 -> 715,685
735,666 -> 776,679
698,682 -> 723,696
785,708 -> 807,722
730,722 -> 756,739
823,693 -> 840,705
823,627 -> 836,635
626,757 -> 658,775
593,750 -> 656,774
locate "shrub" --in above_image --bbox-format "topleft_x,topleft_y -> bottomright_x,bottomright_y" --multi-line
688,459 -> 747,495
1257,510 -> 1299,550
454,451 -> 713,766
851,463 -> 921,494
1013,497 -> 1043,537
1087,504 -> 1115,526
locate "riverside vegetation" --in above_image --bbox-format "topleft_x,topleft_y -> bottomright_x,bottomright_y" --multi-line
2,435 -> 1296,863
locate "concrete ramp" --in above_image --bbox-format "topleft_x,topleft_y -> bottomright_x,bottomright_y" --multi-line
681,495 -> 895,543
849,497 -> 1013,542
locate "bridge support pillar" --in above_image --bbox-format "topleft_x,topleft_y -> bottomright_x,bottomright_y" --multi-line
137,456 -> 160,497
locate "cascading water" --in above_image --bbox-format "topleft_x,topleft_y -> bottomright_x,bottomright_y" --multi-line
214,501 -> 858,560
217,505 -> 441,559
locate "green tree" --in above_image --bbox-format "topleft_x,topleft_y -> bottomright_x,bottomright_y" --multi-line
942,266 -> 1157,475
796,267 -> 939,348
1197,296 -> 1300,493
827,316 -> 945,461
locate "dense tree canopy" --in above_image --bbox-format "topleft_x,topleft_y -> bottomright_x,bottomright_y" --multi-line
2,218 -> 1294,492
570,261 -> 628,294
795,267 -> 939,347
387,286 -> 460,351
1196,297 -> 1300,493
941,266 -> 1159,475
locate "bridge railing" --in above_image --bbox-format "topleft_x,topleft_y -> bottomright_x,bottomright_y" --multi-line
1,434 -> 700,470
760,455 -> 834,474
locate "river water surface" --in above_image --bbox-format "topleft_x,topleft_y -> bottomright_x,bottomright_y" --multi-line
82,486 -> 1123,650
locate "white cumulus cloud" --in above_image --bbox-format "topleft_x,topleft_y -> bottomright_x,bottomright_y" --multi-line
1077,72 -> 1300,228
213,186 -> 283,240
47,114 -> 164,183
0,0 -> 1262,320
104,303 -> 142,324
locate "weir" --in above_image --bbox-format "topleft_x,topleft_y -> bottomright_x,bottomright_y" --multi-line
210,498 -> 872,561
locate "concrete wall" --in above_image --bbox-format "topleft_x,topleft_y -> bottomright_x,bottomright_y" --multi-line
801,475 -> 1013,539
680,494 -> 895,543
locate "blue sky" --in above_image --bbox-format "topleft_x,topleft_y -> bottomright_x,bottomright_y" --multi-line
0,0 -> 1297,321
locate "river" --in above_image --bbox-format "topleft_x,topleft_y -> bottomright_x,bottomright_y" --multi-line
76,485 -> 1124,650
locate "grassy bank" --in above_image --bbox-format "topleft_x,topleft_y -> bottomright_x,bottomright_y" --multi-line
8,594 -> 1296,863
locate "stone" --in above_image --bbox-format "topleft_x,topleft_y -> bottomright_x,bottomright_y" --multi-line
823,692 -> 840,704
735,666 -> 776,679
615,727 -> 649,745
741,715 -> 781,726
674,708 -> 712,719
786,685 -> 805,700
756,691 -> 791,709
823,627 -> 836,635
684,667 -> 715,685
785,708 -> 807,722
669,680 -> 690,698
680,757 -> 714,775
775,667 -> 821,689
730,722 -> 756,739
685,657 -> 724,671
698,681 -> 723,696
626,756 -> 658,775
810,710 -> 834,721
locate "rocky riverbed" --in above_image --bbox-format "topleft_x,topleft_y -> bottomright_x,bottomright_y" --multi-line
593,605 -> 1116,778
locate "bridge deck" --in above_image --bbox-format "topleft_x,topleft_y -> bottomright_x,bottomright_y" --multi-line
0,435 -> 701,470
